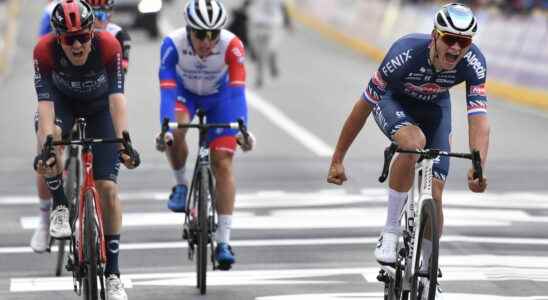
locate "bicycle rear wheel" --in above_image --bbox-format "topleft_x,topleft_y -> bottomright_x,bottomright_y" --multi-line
57,153 -> 79,276
197,169 -> 209,295
410,198 -> 439,300
83,191 -> 99,300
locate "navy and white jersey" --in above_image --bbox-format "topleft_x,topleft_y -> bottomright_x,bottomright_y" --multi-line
33,32 -> 124,111
363,33 -> 487,115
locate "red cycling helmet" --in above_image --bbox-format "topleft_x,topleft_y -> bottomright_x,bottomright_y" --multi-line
85,0 -> 114,9
51,0 -> 95,34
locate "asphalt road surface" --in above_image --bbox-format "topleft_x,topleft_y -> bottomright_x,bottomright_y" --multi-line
1,2 -> 548,300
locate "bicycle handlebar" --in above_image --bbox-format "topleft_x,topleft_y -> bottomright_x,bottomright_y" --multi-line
159,117 -> 250,148
41,131 -> 136,165
378,142 -> 483,183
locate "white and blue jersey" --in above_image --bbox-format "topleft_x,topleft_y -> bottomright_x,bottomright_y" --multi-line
363,33 -> 488,181
159,28 -> 247,153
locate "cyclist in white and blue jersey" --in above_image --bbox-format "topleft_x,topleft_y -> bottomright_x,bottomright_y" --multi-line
328,4 -> 490,297
38,0 -> 58,37
156,0 -> 254,270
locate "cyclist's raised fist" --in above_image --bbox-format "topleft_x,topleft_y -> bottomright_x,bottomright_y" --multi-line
327,162 -> 347,185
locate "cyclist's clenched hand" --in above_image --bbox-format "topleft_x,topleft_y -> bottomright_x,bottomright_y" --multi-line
119,147 -> 141,169
467,168 -> 487,193
33,151 -> 57,176
237,131 -> 255,152
155,131 -> 174,152
327,161 -> 347,185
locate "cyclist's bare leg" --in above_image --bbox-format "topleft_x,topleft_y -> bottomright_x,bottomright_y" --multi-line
96,180 -> 123,276
166,110 -> 190,179
389,125 -> 426,192
383,125 -> 426,234
211,150 -> 236,244
97,180 -> 122,235
36,140 -> 52,221
211,150 -> 236,215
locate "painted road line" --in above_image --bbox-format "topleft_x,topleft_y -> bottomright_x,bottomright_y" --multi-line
4,236 -> 548,254
246,90 -> 334,157
257,293 -> 548,300
22,207 -> 522,229
11,265 -> 548,292
3,189 -> 547,209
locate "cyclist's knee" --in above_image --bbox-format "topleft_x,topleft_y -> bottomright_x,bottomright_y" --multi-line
96,180 -> 118,204
211,150 -> 234,176
393,125 -> 426,150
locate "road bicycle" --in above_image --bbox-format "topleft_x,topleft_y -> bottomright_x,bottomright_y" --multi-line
376,142 -> 482,300
41,118 -> 137,300
159,111 -> 249,295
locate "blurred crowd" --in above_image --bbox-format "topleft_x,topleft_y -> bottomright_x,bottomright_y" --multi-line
405,0 -> 548,14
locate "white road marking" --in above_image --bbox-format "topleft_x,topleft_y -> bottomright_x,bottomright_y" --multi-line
2,189 -> 547,210
246,90 -> 334,157
21,206 -> 520,229
256,293 -> 548,300
3,236 -> 548,254
10,264 -> 548,292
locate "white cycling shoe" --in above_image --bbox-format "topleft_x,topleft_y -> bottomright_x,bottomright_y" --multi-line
30,222 -> 50,253
106,274 -> 128,300
49,205 -> 71,239
374,231 -> 400,265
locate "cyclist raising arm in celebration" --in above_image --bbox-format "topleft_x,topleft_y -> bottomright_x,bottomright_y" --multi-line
327,3 -> 489,297
156,0 -> 254,270
33,1 -> 139,299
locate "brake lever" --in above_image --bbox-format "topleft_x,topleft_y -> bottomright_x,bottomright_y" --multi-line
378,142 -> 399,183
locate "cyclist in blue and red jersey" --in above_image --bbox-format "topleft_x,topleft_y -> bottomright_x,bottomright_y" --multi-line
31,0 -> 132,254
33,1 -> 139,299
156,0 -> 255,271
327,3 -> 489,297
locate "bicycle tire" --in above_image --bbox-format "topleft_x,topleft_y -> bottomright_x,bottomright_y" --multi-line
410,198 -> 439,300
197,168 -> 209,295
56,154 -> 79,276
83,191 -> 99,300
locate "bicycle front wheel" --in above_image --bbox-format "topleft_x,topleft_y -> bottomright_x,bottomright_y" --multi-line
83,191 -> 99,300
410,198 -> 439,300
197,169 -> 210,295
57,154 -> 79,276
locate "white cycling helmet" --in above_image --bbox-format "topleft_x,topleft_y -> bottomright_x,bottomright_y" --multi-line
434,3 -> 477,37
184,0 -> 227,30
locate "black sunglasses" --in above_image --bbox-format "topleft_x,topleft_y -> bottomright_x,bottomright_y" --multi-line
191,29 -> 220,41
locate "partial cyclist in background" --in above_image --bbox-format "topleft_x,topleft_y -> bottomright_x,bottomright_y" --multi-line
247,0 -> 292,88
327,3 -> 489,298
156,0 -> 255,270
33,1 -> 140,299
85,0 -> 131,73
38,0 -> 59,37
31,0 -> 132,253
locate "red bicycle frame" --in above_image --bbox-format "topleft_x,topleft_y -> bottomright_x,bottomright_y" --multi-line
77,149 -> 107,266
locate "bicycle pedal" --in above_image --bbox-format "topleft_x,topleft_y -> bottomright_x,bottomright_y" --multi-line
216,262 -> 232,271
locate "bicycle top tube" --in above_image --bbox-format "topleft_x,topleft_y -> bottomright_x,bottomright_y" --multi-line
378,142 -> 483,183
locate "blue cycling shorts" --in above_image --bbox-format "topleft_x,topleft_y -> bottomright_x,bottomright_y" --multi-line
370,91 -> 452,181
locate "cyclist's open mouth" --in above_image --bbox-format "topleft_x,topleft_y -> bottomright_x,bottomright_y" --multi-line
72,49 -> 84,58
445,53 -> 459,64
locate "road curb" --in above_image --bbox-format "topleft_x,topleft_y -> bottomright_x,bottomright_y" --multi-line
288,3 -> 548,111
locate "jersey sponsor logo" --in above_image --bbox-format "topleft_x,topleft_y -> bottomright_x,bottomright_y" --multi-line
404,82 -> 447,95
231,47 -> 245,64
371,71 -> 386,91
435,78 -> 455,84
464,52 -> 486,80
381,49 -> 413,76
161,46 -> 176,67
469,84 -> 486,97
